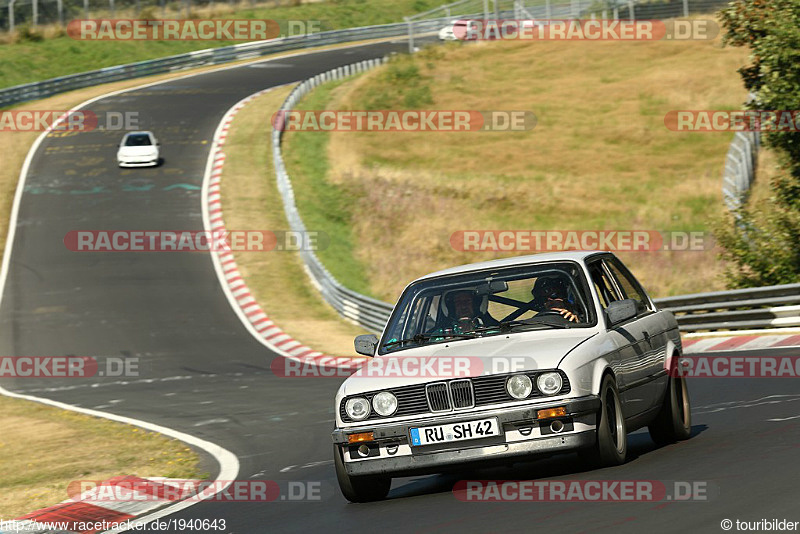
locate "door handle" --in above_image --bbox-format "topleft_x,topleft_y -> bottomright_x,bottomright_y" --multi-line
642,331 -> 652,352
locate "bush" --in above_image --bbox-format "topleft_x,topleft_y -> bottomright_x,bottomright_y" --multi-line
14,24 -> 44,43
717,0 -> 800,286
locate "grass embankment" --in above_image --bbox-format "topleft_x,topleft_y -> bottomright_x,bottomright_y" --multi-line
283,33 -> 751,300
219,85 -> 369,355
0,395 -> 203,519
0,0 -> 431,89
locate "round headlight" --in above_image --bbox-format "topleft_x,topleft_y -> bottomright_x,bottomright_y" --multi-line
537,372 -> 563,396
372,391 -> 398,417
506,374 -> 533,399
345,397 -> 371,420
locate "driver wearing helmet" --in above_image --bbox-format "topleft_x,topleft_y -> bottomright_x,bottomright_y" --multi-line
432,289 -> 497,336
531,276 -> 579,323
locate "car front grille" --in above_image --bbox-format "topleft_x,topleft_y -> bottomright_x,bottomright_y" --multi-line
426,382 -> 452,412
340,370 -> 571,422
450,379 -> 475,409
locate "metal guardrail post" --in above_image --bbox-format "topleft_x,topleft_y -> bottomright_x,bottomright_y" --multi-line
8,0 -> 15,33
405,16 -> 414,54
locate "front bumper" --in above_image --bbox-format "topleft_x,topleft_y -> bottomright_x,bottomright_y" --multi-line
333,395 -> 600,477
118,157 -> 159,167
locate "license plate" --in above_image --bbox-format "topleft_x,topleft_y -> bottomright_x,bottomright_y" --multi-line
409,418 -> 500,446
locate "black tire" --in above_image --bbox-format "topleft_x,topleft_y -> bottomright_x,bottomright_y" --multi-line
334,444 -> 391,503
648,360 -> 692,446
580,374 -> 627,467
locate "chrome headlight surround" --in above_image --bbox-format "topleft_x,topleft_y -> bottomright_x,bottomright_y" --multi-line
536,372 -> 563,396
506,374 -> 533,400
372,391 -> 398,417
345,397 -> 371,421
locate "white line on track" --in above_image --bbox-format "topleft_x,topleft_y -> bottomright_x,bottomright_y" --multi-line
767,414 -> 800,422
0,38 -> 400,531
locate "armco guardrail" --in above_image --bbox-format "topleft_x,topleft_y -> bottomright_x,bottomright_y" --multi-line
653,284 -> 800,332
272,58 -> 396,334
272,60 -> 800,336
0,20 -> 431,108
722,130 -> 760,211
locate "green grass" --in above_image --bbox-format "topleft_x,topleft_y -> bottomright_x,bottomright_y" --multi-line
281,79 -> 375,297
0,0 -> 434,89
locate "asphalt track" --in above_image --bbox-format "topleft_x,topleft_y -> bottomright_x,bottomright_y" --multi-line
1,39 -> 800,534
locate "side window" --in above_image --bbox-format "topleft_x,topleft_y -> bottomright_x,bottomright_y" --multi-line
604,258 -> 652,314
587,261 -> 621,309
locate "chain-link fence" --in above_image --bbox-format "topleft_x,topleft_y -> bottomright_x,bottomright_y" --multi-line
404,0 -> 732,52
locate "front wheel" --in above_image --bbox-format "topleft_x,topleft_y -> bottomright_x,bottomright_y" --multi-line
334,444 -> 391,503
580,374 -> 627,467
648,362 -> 692,446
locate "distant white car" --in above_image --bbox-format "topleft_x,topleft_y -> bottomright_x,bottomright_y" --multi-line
117,131 -> 160,167
438,19 -> 540,41
438,20 -> 475,41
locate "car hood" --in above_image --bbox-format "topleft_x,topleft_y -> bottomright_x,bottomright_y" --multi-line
341,329 -> 597,396
118,146 -> 157,156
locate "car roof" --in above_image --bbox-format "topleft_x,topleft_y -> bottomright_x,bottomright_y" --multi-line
411,251 -> 609,283
123,131 -> 154,137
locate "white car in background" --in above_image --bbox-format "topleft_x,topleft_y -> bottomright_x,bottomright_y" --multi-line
438,19 -> 539,41
333,251 -> 692,502
439,20 -> 477,41
117,131 -> 160,167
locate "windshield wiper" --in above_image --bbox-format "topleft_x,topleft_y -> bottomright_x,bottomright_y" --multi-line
382,332 -> 477,349
469,320 -> 532,334
470,318 -> 572,334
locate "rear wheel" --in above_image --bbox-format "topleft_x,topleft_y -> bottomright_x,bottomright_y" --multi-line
649,360 -> 692,445
334,444 -> 391,503
580,374 -> 627,467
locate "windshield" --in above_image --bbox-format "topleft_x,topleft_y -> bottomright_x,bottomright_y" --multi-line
379,261 -> 597,354
124,134 -> 153,147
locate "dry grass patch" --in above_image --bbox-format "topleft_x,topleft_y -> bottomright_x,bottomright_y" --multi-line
314,32 -> 750,299
219,86 -> 368,356
0,395 -> 202,519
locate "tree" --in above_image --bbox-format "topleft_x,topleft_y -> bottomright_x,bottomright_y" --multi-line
716,0 -> 800,287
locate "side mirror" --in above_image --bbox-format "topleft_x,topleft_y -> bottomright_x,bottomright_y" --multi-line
606,299 -> 638,327
354,334 -> 378,357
